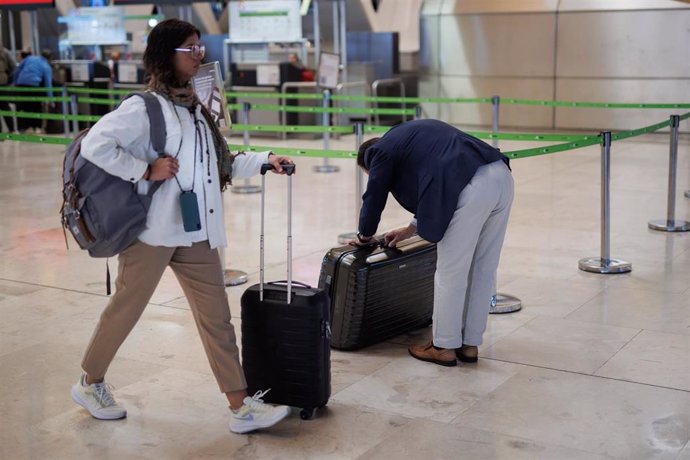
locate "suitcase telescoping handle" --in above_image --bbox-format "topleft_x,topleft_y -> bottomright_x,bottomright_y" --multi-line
260,162 -> 296,304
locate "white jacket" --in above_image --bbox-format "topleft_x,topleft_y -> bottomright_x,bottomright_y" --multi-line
80,92 -> 270,249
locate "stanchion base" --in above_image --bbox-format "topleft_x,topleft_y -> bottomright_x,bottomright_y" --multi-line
231,185 -> 262,194
224,269 -> 248,287
578,257 -> 632,274
337,232 -> 357,245
648,219 -> 690,232
490,293 -> 522,314
313,165 -> 340,173
685,190 -> 690,199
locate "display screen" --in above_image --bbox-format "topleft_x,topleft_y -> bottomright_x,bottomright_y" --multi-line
0,0 -> 55,9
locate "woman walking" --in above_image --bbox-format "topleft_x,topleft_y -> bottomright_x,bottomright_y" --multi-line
71,19 -> 293,435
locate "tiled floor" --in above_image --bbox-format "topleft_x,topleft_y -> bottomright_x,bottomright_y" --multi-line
1,127 -> 689,459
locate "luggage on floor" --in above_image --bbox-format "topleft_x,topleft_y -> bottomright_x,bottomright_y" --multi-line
241,163 -> 331,420
318,236 -> 436,350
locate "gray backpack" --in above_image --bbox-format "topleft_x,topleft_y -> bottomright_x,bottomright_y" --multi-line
60,92 -> 166,260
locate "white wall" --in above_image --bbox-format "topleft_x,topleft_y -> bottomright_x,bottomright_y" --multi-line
420,0 -> 690,131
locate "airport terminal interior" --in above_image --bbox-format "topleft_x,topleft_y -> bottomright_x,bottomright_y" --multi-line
1,0 -> 689,459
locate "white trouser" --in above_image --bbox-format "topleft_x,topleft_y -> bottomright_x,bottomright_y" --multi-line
432,160 -> 514,349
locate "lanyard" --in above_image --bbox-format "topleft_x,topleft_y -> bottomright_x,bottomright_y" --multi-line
169,103 -> 213,193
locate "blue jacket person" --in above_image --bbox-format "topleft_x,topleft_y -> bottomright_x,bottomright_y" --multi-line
352,119 -> 514,366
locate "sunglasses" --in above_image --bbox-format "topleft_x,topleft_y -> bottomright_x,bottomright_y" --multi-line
175,44 -> 206,60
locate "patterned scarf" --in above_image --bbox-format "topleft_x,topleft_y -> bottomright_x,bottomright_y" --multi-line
147,78 -> 235,190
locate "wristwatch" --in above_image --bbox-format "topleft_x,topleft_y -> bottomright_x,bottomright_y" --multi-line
356,232 -> 372,243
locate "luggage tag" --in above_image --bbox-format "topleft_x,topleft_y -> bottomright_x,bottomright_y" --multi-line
180,191 -> 202,232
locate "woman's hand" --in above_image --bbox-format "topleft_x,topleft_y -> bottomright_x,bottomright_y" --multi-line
267,153 -> 294,174
149,156 -> 179,181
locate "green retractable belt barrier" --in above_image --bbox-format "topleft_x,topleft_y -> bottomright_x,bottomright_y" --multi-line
67,87 -> 138,96
0,133 -> 72,145
0,86 -> 65,93
232,123 -> 353,134
76,97 -> 121,106
0,110 -> 100,122
0,96 -> 69,103
2,113 -> 688,163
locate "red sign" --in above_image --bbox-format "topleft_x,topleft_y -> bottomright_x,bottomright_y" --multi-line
0,0 -> 55,9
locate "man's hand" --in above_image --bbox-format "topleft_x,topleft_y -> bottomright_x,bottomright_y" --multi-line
384,224 -> 416,248
267,153 -> 294,174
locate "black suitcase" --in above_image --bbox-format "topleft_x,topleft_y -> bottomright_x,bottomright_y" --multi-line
318,236 -> 436,350
241,163 -> 331,420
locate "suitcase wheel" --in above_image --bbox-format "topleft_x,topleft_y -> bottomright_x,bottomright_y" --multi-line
300,408 -> 316,420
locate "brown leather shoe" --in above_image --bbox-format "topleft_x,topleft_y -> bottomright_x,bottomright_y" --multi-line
456,345 -> 478,363
408,341 -> 457,367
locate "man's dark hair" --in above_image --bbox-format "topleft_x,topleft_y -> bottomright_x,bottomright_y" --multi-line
357,137 -> 380,169
143,19 -> 200,87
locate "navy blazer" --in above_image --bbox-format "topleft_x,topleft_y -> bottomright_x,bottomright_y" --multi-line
358,119 -> 509,243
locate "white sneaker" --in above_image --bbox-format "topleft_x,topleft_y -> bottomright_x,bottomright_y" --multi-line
71,374 -> 127,420
229,389 -> 290,434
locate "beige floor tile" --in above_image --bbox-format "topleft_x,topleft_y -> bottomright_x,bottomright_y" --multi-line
2,133 -> 689,459
455,366 -> 690,459
330,342 -> 402,395
567,286 -> 690,335
0,331 -> 42,357
483,316 -> 640,373
0,287 -> 102,337
332,349 -> 520,423
0,279 -> 44,301
114,304 -> 231,378
384,311 -> 537,351
358,419 -> 615,460
497,276 -> 605,318
0,342 -> 169,438
677,442 -> 690,460
595,330 -> 690,391
38,368 -> 411,460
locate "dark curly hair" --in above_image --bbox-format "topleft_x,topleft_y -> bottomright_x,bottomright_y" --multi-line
143,19 -> 200,87
357,137 -> 380,169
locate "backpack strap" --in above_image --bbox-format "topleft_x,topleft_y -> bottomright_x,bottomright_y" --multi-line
136,92 -> 167,157
121,92 -> 167,195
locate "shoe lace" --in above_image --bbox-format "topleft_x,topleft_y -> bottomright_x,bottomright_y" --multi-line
92,382 -> 118,408
245,389 -> 272,413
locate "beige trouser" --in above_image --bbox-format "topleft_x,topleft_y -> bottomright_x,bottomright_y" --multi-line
432,160 -> 514,349
81,240 -> 247,393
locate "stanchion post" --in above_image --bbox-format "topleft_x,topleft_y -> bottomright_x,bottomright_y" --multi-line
337,122 -> 364,244
69,94 -> 79,135
223,101 -> 251,286
9,8 -> 18,132
683,115 -> 689,199
648,115 -> 690,232
491,95 -> 500,149
231,102 -> 262,195
579,132 -> 632,274
314,88 -> 339,173
490,293 -> 522,314
61,87 -> 69,136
